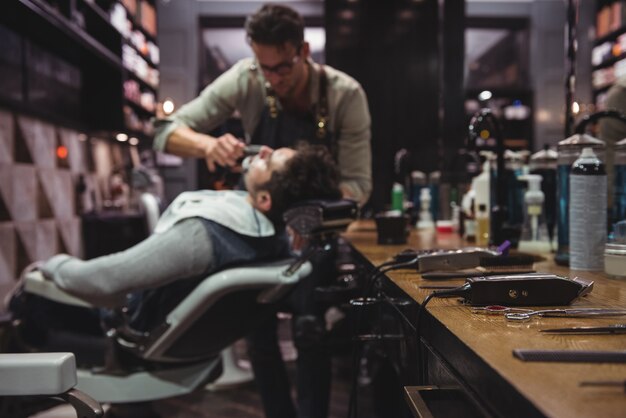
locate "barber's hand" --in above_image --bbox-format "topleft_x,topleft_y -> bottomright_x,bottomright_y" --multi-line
203,134 -> 245,172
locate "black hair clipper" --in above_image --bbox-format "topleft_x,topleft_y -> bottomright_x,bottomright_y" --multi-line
435,273 -> 594,306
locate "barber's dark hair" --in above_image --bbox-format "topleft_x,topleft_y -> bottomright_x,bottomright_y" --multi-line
263,145 -> 342,226
245,3 -> 305,47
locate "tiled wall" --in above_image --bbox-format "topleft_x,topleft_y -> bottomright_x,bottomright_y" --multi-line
0,108 -> 97,305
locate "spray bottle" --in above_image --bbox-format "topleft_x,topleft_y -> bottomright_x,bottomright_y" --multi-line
417,187 -> 435,230
569,147 -> 607,271
517,174 -> 551,254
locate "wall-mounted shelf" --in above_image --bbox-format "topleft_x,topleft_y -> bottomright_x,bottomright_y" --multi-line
1,0 -> 158,146
593,1 -> 626,105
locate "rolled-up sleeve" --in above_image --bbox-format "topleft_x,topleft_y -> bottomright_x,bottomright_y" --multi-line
153,61 -> 250,152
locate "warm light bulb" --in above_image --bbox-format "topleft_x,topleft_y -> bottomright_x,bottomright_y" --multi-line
162,99 -> 175,115
56,145 -> 68,159
478,90 -> 492,101
572,101 -> 580,115
116,133 -> 128,142
129,137 -> 139,146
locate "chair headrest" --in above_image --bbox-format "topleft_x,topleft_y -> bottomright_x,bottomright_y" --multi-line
283,199 -> 358,237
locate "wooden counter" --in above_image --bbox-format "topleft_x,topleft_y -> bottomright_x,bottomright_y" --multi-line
344,220 -> 626,418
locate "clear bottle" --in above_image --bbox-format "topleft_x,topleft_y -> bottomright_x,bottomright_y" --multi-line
517,174 -> 551,254
529,146 -> 558,249
569,147 -> 607,271
417,188 -> 435,230
476,203 -> 490,247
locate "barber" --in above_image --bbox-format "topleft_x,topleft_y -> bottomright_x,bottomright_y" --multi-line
153,4 -> 371,418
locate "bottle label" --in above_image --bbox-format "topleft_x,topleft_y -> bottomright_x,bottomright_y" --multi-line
528,204 -> 542,216
569,174 -> 607,271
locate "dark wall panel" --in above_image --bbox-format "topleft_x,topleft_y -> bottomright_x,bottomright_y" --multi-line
326,0 -> 440,212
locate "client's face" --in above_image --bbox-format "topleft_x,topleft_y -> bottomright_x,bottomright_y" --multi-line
244,147 -> 296,194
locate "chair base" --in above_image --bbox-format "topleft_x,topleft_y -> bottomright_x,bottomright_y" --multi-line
206,346 -> 254,391
77,357 -> 222,403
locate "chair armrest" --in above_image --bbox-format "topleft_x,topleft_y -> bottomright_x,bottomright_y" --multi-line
23,270 -> 94,308
0,353 -> 104,417
0,352 -> 77,396
168,259 -> 312,327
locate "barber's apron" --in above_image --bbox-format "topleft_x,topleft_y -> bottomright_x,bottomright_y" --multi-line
251,66 -> 335,156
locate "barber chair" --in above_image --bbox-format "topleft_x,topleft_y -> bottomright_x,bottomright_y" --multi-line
4,199 -> 358,412
0,352 -> 103,417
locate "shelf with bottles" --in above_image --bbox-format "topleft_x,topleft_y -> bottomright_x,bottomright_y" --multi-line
98,0 -> 157,42
3,0 -> 123,69
96,0 -> 159,91
1,0 -> 128,134
593,28 -> 626,70
122,43 -> 159,90
124,78 -> 156,114
591,58 -> 626,96
123,104 -> 154,136
593,1 -> 626,103
595,1 -> 626,45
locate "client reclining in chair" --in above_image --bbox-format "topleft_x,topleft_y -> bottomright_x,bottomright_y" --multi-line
7,144 -> 343,358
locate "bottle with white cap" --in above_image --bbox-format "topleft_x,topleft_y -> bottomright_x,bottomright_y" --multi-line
517,174 -> 551,254
569,147 -> 607,271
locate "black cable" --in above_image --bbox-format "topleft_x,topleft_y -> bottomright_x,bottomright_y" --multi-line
347,256 -> 416,418
364,256 -> 420,297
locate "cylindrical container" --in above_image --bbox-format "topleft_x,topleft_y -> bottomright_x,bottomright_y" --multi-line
613,138 -> 626,225
505,150 -> 525,228
391,182 -> 404,212
476,203 -> 490,247
429,171 -> 441,221
569,147 -> 607,271
605,243 -> 626,278
410,171 -> 427,215
556,134 -> 605,265
529,147 -> 558,247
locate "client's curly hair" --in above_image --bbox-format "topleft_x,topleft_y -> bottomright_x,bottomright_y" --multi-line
264,145 -> 342,226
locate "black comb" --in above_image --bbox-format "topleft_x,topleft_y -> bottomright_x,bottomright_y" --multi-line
514,349 -> 626,363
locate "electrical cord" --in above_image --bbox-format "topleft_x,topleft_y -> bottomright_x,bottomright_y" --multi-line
347,252 -> 421,418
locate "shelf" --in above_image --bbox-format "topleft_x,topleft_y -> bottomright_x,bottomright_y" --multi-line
2,0 -> 123,70
77,0 -> 110,25
124,40 -> 158,69
593,52 -> 626,71
124,68 -> 157,92
594,25 -> 626,46
592,84 -> 612,95
124,97 -> 155,118
97,0 -> 157,43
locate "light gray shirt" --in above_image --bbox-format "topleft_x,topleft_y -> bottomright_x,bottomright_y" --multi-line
153,58 -> 372,203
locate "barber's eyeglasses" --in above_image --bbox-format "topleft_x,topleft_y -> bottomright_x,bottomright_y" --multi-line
258,55 -> 301,76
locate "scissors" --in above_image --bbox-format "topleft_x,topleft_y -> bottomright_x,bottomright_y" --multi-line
471,305 -> 534,315
505,308 -> 626,322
